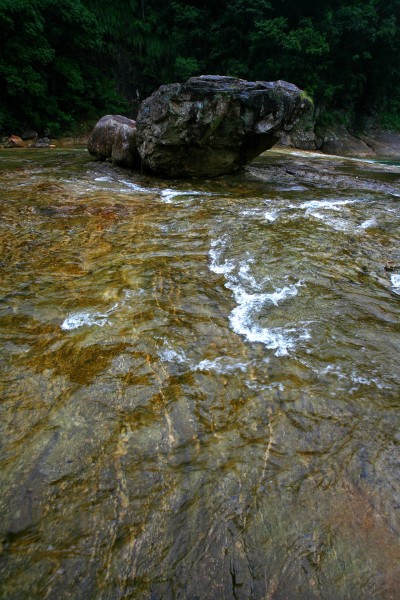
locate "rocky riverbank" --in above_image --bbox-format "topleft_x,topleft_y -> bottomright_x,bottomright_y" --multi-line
1,74 -> 399,163
279,113 -> 400,158
2,121 -> 399,162
248,148 -> 400,197
88,76 -> 311,177
0,134 -> 90,149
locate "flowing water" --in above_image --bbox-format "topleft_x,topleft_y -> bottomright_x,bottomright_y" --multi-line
1,147 -> 400,599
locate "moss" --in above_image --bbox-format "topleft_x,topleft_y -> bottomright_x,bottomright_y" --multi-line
300,90 -> 314,106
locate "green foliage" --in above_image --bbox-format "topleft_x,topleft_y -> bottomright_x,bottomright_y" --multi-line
380,112 -> 400,130
0,0 -> 126,132
1,0 -> 400,132
174,57 -> 202,81
316,109 -> 355,129
380,97 -> 400,130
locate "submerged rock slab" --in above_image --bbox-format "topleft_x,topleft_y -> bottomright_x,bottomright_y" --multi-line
136,75 -> 311,177
87,115 -> 140,168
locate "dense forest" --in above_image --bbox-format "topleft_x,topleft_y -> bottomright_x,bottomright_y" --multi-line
1,0 -> 399,134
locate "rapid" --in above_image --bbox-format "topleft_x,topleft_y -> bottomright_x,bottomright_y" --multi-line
1,147 -> 400,599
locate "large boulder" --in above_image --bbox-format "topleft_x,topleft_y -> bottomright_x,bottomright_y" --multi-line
136,75 -> 311,177
87,115 -> 140,168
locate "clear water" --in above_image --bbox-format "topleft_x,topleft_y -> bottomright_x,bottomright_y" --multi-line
1,148 -> 400,599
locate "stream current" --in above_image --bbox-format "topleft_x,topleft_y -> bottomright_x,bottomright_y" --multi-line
1,148 -> 400,599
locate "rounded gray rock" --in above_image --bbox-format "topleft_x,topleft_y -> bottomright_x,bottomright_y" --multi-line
87,115 -> 140,168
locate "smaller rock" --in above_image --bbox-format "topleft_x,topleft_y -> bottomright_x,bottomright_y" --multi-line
318,126 -> 374,157
6,135 -> 26,148
21,130 -> 38,141
33,137 -> 51,148
87,115 -> 140,168
360,131 -> 400,157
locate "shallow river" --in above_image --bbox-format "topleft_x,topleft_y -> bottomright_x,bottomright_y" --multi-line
1,148 -> 400,599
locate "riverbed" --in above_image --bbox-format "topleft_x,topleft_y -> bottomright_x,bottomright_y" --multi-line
1,148 -> 400,599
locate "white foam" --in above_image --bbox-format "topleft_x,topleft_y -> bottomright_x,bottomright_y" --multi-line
209,237 -> 308,356
264,210 -> 279,222
160,189 -> 180,203
272,184 -> 307,192
159,343 -> 249,374
238,260 -> 261,289
160,189 -> 213,203
300,199 -> 358,211
264,285 -> 300,306
280,149 -> 332,160
194,357 -> 248,374
61,302 -> 119,330
229,293 -> 309,356
209,238 -> 235,276
309,213 -> 351,231
319,364 -> 387,391
159,347 -> 188,364
123,288 -> 145,298
320,364 -> 346,379
120,179 -> 155,193
391,273 -> 400,294
297,198 -> 362,231
240,208 -> 264,217
349,370 -> 386,391
359,218 -> 377,229
61,311 -> 109,330
246,380 -> 285,392
239,208 -> 279,222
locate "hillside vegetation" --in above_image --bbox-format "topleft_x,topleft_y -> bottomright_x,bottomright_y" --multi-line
1,0 -> 399,134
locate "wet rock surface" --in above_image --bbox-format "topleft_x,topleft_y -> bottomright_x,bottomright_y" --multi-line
6,134 -> 26,148
86,79 -> 398,171
319,126 -> 375,157
360,131 -> 400,157
135,75 -> 310,177
21,130 -> 38,142
248,149 -> 400,196
281,119 -> 400,158
0,147 -> 400,599
87,114 -> 140,168
279,107 -> 317,151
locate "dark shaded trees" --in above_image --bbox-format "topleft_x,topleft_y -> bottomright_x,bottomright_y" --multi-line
151,0 -> 400,129
0,0 -> 399,133
0,0 -> 126,132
